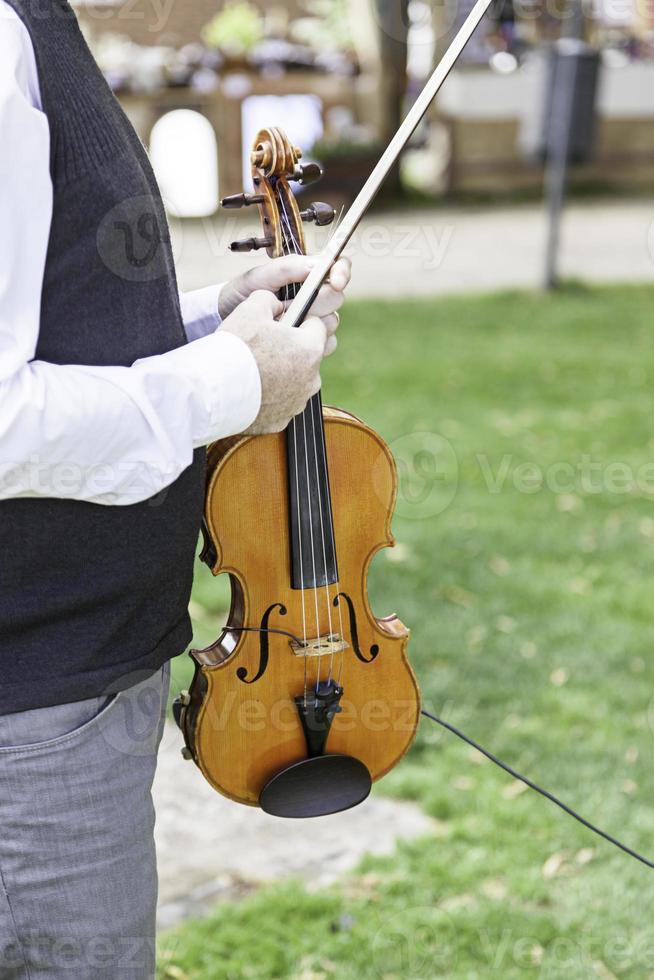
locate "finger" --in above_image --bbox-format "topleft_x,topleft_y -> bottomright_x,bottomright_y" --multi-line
328,255 -> 352,292
291,380 -> 320,419
248,289 -> 285,321
308,284 -> 345,319
296,315 -> 327,356
247,254 -> 315,294
322,312 -> 339,337
324,335 -> 338,358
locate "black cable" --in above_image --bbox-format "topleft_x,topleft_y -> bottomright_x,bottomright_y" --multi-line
421,709 -> 654,870
228,625 -> 305,645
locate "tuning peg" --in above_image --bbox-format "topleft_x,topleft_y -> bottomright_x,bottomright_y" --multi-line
229,236 -> 273,253
293,162 -> 322,186
221,192 -> 265,209
300,202 -> 336,227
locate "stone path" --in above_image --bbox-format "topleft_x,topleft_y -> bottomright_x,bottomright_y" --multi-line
154,723 -> 435,929
174,197 -> 654,299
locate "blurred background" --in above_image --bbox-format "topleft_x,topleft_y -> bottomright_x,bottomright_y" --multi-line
75,0 -> 654,976
74,0 -> 654,292
77,0 -> 654,209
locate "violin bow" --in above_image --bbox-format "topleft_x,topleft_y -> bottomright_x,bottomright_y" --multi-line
281,0 -> 495,330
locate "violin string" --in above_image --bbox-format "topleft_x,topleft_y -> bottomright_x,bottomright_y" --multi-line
299,202 -> 346,682
279,191 -> 339,691
279,191 -> 345,687
296,233 -> 343,689
307,393 -> 336,657
278,190 -> 327,693
299,400 -> 322,681
280,191 -> 347,690
291,417 -> 308,701
281,198 -> 326,691
277,198 -> 309,702
313,394 -> 345,684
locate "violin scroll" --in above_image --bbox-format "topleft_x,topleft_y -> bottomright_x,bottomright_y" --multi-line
224,126 -> 336,256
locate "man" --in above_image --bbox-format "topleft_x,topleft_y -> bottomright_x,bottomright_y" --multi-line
0,1 -> 351,976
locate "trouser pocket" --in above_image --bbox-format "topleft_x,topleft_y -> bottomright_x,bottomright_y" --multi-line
0,693 -> 117,751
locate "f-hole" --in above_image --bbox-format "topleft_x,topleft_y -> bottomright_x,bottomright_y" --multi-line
236,602 -> 287,683
333,592 -> 379,664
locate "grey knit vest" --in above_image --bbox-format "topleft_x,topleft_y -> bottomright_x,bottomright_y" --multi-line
1,0 -> 205,713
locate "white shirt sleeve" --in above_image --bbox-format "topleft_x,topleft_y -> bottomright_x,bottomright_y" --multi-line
180,283 -> 225,342
0,4 -> 261,507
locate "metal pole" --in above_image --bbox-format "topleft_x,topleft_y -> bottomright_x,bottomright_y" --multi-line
543,44 -> 580,290
543,1 -> 585,290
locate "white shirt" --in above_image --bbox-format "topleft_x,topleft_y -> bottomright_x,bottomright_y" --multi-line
0,1 -> 261,506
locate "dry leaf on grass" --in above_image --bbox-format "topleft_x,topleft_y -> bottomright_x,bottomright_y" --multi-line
542,851 -> 570,879
502,779 -> 528,800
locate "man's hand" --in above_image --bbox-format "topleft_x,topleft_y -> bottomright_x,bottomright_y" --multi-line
220,290 -> 339,435
218,254 -> 352,322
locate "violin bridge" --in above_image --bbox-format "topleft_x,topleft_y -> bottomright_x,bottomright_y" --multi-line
290,633 -> 349,658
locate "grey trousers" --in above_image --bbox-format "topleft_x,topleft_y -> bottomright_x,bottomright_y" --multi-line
0,663 -> 170,979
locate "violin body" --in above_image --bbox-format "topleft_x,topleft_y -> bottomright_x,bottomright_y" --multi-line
181,407 -> 420,807
175,126 -> 420,816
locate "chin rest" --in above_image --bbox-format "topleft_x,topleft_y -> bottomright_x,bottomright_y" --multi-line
260,754 -> 372,818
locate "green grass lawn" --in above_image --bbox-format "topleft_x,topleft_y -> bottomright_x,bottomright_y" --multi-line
161,284 -> 654,980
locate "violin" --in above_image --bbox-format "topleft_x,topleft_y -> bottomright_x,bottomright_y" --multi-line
174,127 -> 421,817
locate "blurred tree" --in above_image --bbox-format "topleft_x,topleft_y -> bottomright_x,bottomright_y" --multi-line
202,2 -> 265,57
375,0 -> 410,193
293,0 -> 355,50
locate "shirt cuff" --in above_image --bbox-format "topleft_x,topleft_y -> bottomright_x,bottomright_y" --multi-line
136,330 -> 261,447
180,284 -> 225,343
191,331 -> 261,444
